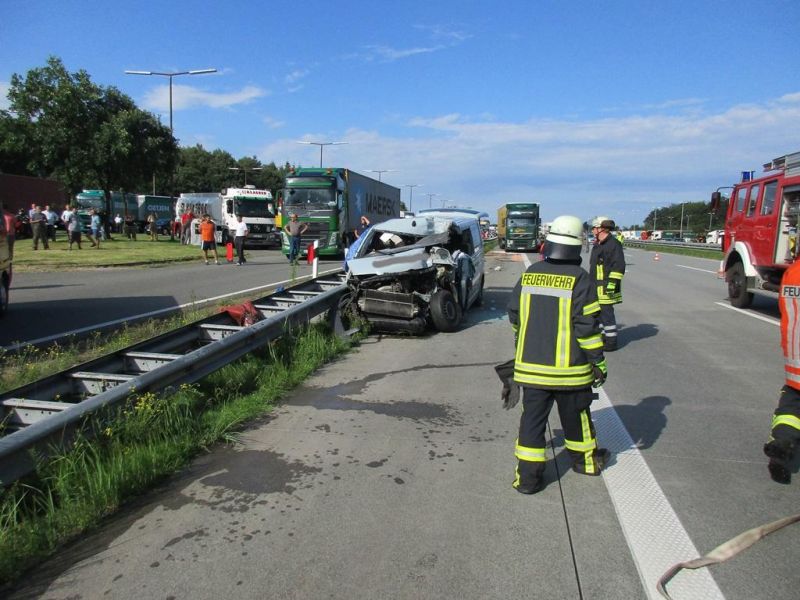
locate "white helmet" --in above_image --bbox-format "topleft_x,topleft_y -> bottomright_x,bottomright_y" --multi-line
544,215 -> 583,260
591,215 -> 615,230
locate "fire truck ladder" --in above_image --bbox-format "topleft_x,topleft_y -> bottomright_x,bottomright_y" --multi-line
0,273 -> 348,486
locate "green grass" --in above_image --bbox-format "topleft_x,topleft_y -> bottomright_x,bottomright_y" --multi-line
0,322 -> 360,586
624,240 -> 723,260
12,235 -> 202,272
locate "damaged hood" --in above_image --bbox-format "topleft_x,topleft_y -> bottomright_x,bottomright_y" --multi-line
347,247 -> 433,276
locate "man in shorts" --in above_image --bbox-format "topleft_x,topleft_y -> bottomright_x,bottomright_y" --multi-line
199,213 -> 220,265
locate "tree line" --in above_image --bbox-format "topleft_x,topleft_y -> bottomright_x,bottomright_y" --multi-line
0,56 -> 290,212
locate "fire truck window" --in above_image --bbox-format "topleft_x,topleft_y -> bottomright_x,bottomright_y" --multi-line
747,184 -> 760,216
736,187 -> 748,212
761,181 -> 778,215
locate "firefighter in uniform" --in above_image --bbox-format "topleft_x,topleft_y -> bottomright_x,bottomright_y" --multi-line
763,259 -> 800,484
589,216 -> 626,351
508,215 -> 609,494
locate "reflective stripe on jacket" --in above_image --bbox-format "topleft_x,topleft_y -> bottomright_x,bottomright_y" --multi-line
780,261 -> 800,393
590,234 -> 626,305
508,260 -> 604,390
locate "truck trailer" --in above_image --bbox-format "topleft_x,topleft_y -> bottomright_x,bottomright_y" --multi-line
496,203 -> 541,252
278,168 -> 401,257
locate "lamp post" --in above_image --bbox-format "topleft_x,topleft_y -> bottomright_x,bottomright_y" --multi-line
229,167 -> 262,186
296,141 -> 347,167
708,212 -> 714,230
403,184 -> 421,212
125,67 -> 216,241
366,169 -> 396,182
124,68 -> 217,134
653,207 -> 657,231
425,193 -> 439,208
679,202 -> 685,237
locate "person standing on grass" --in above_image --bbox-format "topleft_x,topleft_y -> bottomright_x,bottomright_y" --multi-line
285,213 -> 308,264
30,205 -> 49,250
44,205 -> 57,242
233,214 -> 248,266
66,206 -> 82,250
89,210 -> 101,249
199,213 -> 220,265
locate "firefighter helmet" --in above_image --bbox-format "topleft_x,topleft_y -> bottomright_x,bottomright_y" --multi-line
591,215 -> 615,230
544,215 -> 583,261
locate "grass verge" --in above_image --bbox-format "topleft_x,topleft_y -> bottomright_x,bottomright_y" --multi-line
624,241 -> 723,260
0,322 -> 360,587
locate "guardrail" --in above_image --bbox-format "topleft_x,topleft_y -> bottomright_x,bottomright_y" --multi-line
0,274 -> 348,486
624,239 -> 723,251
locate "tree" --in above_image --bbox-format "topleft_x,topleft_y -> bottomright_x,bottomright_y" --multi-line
0,56 -> 178,213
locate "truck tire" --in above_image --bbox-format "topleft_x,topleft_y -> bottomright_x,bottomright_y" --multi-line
0,277 -> 8,317
430,290 -> 462,332
727,262 -> 753,309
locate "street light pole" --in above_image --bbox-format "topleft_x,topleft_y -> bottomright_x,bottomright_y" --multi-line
366,169 -> 397,182
403,184 -> 421,212
679,203 -> 685,237
125,68 -> 216,241
425,193 -> 439,208
296,141 -> 348,167
229,167 -> 262,186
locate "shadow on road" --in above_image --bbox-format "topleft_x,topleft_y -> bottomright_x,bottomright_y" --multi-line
617,322 -> 659,348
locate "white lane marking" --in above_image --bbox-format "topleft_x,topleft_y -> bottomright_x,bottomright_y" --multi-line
714,302 -> 780,326
677,264 -> 718,274
594,389 -> 725,600
2,267 -> 342,352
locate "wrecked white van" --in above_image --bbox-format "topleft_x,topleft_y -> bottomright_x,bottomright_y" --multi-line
342,211 -> 485,334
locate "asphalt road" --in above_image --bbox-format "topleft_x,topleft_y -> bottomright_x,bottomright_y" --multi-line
7,247 -> 799,599
0,250 -> 336,349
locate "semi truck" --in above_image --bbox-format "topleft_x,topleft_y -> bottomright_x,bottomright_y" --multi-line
135,195 -> 174,233
711,151 -> 800,308
278,167 -> 401,258
496,203 -> 541,252
74,190 -> 137,233
177,187 -> 279,247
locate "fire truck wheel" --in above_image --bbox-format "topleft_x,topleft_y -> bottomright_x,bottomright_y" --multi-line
727,262 -> 753,309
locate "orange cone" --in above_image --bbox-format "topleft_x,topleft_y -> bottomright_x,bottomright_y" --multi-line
653,252 -> 661,261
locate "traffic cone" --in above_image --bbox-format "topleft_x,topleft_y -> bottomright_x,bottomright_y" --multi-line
653,252 -> 661,261
226,242 -> 234,263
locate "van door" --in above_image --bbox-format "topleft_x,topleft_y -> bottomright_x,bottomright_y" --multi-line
467,222 -> 485,306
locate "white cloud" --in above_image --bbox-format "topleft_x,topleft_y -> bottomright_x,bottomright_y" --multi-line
142,84 -> 267,111
363,44 -> 445,62
258,93 -> 800,224
0,81 -> 10,111
263,116 -> 285,129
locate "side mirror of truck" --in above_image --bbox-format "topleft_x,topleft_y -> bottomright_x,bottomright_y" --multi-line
226,200 -> 233,213
710,191 -> 721,212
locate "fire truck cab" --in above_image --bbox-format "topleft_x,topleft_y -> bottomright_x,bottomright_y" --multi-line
712,151 -> 800,308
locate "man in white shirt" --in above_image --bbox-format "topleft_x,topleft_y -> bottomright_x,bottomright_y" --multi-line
233,215 -> 249,265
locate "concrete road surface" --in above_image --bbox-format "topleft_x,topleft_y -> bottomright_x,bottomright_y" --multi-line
7,247 -> 798,600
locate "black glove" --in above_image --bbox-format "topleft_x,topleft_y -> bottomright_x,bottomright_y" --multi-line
592,361 -> 607,388
494,359 -> 520,410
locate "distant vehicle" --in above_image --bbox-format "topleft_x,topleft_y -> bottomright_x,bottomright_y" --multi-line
74,190 -> 137,233
278,168 -> 400,258
711,150 -> 800,308
496,203 -> 541,252
344,211 -> 485,334
177,187 -> 279,248
706,229 -> 724,245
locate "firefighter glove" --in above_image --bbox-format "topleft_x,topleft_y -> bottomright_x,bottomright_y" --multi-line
494,359 -> 520,410
592,361 -> 607,388
606,281 -> 617,294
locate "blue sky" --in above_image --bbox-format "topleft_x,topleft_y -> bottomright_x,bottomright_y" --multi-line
2,0 -> 800,225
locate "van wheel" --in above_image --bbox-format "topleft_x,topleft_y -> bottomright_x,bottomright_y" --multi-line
430,290 -> 462,332
727,262 -> 753,308
0,278 -> 8,317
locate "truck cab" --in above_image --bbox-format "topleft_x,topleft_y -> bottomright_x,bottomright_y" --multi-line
713,151 -> 800,307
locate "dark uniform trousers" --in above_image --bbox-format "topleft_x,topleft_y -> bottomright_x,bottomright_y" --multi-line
770,385 -> 800,447
516,386 -> 600,488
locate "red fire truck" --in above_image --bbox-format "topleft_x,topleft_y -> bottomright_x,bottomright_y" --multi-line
712,151 -> 800,308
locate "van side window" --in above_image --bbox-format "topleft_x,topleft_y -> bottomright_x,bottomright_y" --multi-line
736,187 -> 748,212
761,181 -> 778,215
461,228 -> 475,254
746,184 -> 760,216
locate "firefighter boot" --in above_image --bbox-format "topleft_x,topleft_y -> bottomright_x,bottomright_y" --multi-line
571,448 -> 610,476
764,440 -> 793,484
